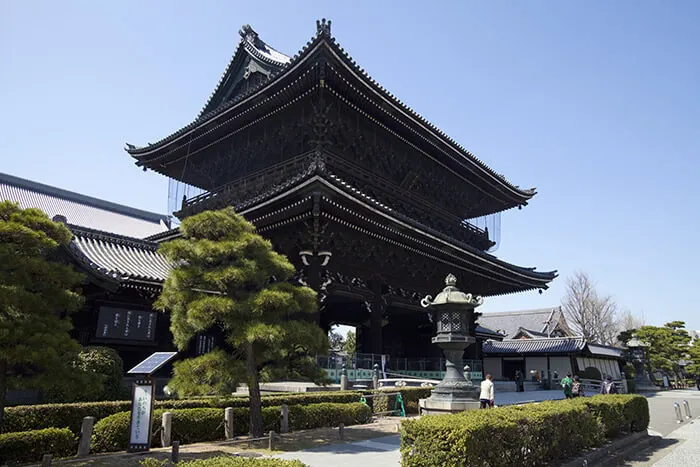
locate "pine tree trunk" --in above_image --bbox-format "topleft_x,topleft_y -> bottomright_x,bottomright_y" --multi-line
0,359 -> 7,433
246,344 -> 263,438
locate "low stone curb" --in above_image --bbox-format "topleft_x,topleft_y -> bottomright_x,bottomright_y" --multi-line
560,430 -> 654,467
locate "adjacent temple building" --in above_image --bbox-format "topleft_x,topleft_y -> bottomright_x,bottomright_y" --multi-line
2,20 -> 556,374
125,20 -> 556,361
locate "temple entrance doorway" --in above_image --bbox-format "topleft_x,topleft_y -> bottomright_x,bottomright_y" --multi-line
502,358 -> 525,381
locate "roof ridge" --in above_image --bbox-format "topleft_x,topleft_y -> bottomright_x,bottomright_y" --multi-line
69,224 -> 160,251
0,172 -> 170,225
482,307 -> 560,316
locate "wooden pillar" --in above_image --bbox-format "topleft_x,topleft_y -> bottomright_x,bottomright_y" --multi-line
370,280 -> 384,355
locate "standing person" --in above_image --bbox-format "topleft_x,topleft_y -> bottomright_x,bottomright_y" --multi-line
561,373 -> 574,399
600,375 -> 619,394
571,375 -> 584,397
695,374 -> 700,391
514,370 -> 524,392
480,374 -> 495,409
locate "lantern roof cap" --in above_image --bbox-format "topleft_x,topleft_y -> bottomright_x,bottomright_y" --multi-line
422,274 -> 484,307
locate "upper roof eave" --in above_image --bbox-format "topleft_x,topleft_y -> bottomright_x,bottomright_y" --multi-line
125,24 -> 536,203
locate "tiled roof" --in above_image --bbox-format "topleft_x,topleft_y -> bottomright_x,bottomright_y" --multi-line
68,225 -> 171,285
587,344 -> 625,358
479,307 -> 568,339
126,22 -> 536,205
0,172 -> 171,239
483,337 -> 586,355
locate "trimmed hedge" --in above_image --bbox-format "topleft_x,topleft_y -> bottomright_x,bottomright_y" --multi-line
92,402 -> 371,453
142,456 -> 308,467
0,428 -> 77,464
4,391 -> 363,435
401,395 -> 649,467
362,387 -> 432,415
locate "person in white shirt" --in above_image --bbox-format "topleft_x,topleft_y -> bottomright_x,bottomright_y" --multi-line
479,374 -> 495,409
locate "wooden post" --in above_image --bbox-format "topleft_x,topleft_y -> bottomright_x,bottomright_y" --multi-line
41,454 -> 52,467
280,405 -> 289,434
338,422 -> 345,440
224,407 -> 234,439
161,412 -> 172,447
268,430 -> 276,451
171,441 -> 180,463
77,416 -> 95,457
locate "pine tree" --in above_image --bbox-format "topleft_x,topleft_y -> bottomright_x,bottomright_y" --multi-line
156,208 -> 328,437
0,202 -> 84,430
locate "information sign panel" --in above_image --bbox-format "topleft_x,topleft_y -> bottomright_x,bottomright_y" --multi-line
128,379 -> 155,452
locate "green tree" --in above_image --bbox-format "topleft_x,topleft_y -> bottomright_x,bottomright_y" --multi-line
155,208 -> 328,437
345,330 -> 356,354
168,349 -> 243,396
328,328 -> 345,352
686,339 -> 700,376
0,202 -> 84,430
635,322 -> 691,380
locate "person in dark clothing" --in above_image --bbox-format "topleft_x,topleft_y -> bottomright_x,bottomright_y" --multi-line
600,375 -> 618,394
571,375 -> 584,397
514,370 -> 524,392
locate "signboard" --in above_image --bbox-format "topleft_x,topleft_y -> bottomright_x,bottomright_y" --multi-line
128,379 -> 155,452
96,306 -> 156,341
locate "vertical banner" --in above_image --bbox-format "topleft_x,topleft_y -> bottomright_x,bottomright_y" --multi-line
128,379 -> 155,452
381,354 -> 387,379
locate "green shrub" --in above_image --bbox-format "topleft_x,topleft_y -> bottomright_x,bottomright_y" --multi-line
92,402 -> 370,453
288,403 -> 372,430
0,428 -> 77,464
141,456 -> 309,467
76,346 -> 130,400
400,395 -> 649,467
4,391 -> 363,435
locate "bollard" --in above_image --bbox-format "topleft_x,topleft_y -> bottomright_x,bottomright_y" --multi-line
225,407 -> 234,439
683,400 -> 692,419
340,364 -> 348,391
77,416 -> 95,457
339,422 -> 345,440
280,405 -> 289,434
373,363 -> 380,389
171,441 -> 180,463
268,430 -> 276,451
161,411 -> 172,447
674,402 -> 684,424
41,454 -> 53,467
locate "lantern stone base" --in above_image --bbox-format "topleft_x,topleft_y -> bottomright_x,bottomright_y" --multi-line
419,397 -> 480,415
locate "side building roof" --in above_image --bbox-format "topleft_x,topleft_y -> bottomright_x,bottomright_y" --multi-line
0,172 -> 171,238
479,307 -> 571,339
66,225 -> 171,290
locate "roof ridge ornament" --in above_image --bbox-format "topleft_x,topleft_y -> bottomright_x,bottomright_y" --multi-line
316,18 -> 332,36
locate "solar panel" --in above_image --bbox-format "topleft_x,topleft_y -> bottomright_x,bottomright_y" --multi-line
127,352 -> 178,375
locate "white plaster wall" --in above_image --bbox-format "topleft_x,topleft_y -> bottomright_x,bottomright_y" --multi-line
483,357 -> 503,379
550,356 -> 573,377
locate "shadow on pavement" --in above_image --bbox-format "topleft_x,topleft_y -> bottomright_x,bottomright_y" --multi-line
617,436 -> 680,466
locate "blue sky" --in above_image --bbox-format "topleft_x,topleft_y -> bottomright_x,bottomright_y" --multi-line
2,1 -> 698,329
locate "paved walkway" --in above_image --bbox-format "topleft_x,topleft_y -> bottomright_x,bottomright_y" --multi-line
623,389 -> 700,466
276,435 -> 401,466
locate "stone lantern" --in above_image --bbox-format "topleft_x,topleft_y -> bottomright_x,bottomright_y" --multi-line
418,273 -> 482,415
627,335 -> 657,392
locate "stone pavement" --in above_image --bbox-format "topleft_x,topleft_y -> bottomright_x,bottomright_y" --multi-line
275,435 -> 401,466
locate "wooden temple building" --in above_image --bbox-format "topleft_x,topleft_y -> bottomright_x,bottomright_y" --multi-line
125,20 -> 556,362
2,20 -> 556,375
